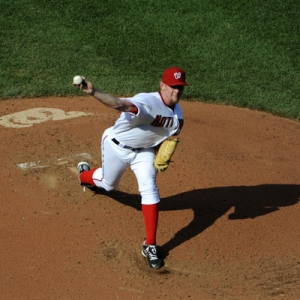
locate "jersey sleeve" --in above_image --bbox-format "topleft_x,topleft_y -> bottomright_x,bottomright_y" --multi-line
173,104 -> 184,135
120,94 -> 151,119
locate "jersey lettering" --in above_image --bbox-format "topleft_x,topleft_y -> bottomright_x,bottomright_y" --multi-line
150,115 -> 173,127
151,115 -> 183,129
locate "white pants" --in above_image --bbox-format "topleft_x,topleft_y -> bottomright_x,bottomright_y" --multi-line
92,128 -> 160,205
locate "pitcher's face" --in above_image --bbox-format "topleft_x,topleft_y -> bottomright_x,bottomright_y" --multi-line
160,82 -> 184,107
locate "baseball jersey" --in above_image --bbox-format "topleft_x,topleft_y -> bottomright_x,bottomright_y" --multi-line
110,92 -> 184,148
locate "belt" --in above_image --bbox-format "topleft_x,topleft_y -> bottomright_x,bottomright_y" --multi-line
112,138 -> 143,151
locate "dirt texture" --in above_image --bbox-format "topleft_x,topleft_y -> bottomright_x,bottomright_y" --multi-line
0,97 -> 300,300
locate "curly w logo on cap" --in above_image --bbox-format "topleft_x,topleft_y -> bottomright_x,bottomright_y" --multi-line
162,67 -> 188,86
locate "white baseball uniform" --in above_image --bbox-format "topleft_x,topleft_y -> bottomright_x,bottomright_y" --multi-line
90,91 -> 184,204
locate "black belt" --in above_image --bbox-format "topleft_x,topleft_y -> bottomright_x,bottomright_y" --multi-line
112,138 -> 142,151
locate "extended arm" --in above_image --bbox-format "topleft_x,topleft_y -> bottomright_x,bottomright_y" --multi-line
77,77 -> 137,112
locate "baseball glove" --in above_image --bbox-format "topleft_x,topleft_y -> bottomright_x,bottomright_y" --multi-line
154,138 -> 179,172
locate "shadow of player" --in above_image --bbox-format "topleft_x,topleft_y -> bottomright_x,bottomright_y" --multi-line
94,184 -> 300,257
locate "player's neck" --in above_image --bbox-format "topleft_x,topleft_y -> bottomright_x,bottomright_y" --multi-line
158,91 -> 175,109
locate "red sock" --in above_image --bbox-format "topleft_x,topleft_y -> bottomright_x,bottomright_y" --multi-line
79,167 -> 98,186
142,203 -> 159,245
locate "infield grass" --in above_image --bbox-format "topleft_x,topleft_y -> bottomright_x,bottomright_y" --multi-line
0,0 -> 299,120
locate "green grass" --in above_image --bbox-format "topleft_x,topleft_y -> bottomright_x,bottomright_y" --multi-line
1,0 -> 300,120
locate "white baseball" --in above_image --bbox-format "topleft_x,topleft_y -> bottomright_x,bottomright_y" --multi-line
73,75 -> 83,85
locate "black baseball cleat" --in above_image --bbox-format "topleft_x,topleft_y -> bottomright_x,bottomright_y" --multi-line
142,241 -> 164,269
77,162 -> 94,191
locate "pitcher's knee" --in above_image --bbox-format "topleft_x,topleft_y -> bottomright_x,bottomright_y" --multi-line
93,179 -> 118,191
92,168 -> 120,191
140,188 -> 160,205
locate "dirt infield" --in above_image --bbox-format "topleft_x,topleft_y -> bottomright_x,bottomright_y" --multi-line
1,97 -> 299,299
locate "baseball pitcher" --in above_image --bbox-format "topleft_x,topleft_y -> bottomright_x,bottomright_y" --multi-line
73,67 -> 188,269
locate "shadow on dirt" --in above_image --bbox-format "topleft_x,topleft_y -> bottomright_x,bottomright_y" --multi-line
95,184 -> 300,257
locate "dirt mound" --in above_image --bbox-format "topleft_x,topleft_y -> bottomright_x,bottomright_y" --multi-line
1,97 -> 299,299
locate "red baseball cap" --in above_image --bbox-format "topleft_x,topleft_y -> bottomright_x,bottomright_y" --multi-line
162,67 -> 188,86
